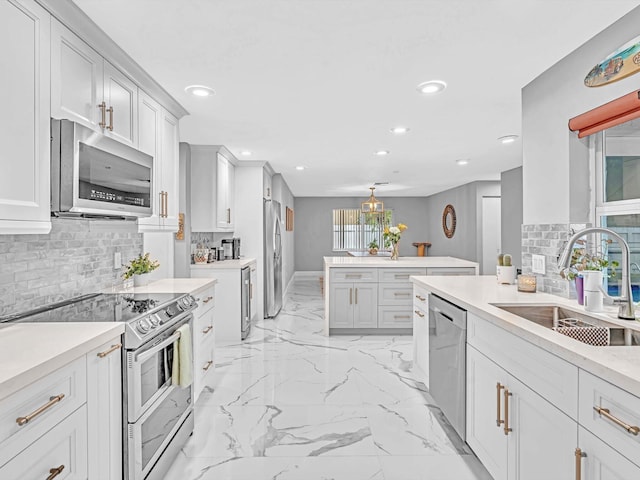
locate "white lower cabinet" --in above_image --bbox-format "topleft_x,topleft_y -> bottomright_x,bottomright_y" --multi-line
0,406 -> 88,480
329,283 -> 377,328
412,286 -> 429,382
578,426 -> 640,479
191,283 -> 216,401
467,346 -> 576,480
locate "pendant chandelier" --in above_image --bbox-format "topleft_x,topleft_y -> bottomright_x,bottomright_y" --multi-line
361,187 -> 384,213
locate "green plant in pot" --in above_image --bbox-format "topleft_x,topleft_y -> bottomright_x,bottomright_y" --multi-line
123,252 -> 160,287
368,240 -> 379,255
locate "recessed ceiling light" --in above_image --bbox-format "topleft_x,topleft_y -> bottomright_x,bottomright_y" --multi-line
498,135 -> 519,144
375,150 -> 390,156
184,85 -> 215,97
390,126 -> 410,135
456,159 -> 469,166
296,166 -> 305,171
240,150 -> 252,156
417,80 -> 447,95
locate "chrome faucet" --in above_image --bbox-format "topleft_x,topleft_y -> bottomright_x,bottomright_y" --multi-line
557,227 -> 636,320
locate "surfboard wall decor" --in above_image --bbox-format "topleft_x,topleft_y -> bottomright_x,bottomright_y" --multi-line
585,35 -> 640,87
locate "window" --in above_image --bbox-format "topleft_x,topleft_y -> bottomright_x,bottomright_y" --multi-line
332,209 -> 392,251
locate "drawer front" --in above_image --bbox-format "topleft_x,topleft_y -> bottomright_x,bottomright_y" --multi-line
195,340 -> 215,400
0,356 -> 87,461
379,268 -> 426,283
579,370 -> 640,466
378,283 -> 413,305
426,267 -> 476,276
413,285 -> 429,310
468,312 -> 578,419
378,306 -> 413,328
0,405 -> 88,479
195,308 -> 215,348
579,425 -> 640,475
330,268 -> 378,283
193,285 -> 215,316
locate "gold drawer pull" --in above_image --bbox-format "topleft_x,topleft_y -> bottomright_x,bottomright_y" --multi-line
97,343 -> 122,358
203,360 -> 214,372
47,465 -> 65,480
394,315 -> 411,319
594,406 -> 640,435
503,388 -> 512,435
107,106 -> 114,131
414,310 -> 425,318
345,274 -> 362,279
16,394 -> 65,426
394,274 -> 410,279
202,325 -> 213,334
393,292 -> 411,296
575,448 -> 585,480
496,383 -> 504,427
202,296 -> 213,304
415,295 -> 426,301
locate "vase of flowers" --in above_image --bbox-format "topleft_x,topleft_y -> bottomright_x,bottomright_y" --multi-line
559,244 -> 618,305
123,252 -> 160,287
383,223 -> 408,260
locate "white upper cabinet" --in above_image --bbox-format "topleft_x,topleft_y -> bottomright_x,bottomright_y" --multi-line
191,146 -> 236,232
0,0 -> 51,234
160,109 -> 179,230
51,20 -> 137,147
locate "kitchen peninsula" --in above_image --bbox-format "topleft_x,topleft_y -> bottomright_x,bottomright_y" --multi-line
323,256 -> 478,334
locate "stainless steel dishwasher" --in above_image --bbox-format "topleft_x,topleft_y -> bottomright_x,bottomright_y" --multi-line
428,294 -> 467,440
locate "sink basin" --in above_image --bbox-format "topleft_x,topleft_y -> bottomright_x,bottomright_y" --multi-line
492,304 -> 640,347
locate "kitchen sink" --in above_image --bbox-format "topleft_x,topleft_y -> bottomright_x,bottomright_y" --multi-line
492,304 -> 640,346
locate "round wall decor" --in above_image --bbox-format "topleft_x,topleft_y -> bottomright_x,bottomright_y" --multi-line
442,204 -> 456,238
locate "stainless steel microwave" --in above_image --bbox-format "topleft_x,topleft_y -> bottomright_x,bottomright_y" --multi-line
51,119 -> 153,219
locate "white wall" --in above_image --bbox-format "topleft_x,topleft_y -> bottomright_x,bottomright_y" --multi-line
522,6 -> 640,224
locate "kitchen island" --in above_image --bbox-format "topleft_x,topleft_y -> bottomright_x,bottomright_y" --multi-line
323,255 -> 478,335
412,275 -> 640,480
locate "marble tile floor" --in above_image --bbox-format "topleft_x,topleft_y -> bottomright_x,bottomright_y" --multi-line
165,278 -> 493,480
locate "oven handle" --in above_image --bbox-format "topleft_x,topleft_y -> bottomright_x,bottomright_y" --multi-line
135,330 -> 182,363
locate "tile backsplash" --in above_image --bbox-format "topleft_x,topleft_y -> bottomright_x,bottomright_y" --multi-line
0,218 -> 142,317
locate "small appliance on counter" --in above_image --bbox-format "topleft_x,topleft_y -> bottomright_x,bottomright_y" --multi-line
221,238 -> 241,259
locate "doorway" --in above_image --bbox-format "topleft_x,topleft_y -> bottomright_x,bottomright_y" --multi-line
481,197 -> 501,275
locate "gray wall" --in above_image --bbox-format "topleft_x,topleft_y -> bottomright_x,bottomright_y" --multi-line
0,218 -> 142,317
294,197 -> 429,271
272,174 -> 295,289
501,167 -> 523,269
423,181 -> 501,265
174,142 -> 192,278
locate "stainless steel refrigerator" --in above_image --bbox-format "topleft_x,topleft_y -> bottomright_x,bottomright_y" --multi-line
264,199 -> 283,317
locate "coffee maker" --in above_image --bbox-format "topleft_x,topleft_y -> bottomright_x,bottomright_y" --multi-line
221,238 -> 241,259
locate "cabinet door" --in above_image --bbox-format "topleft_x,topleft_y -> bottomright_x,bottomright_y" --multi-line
507,375 -> 576,480
86,340 -> 122,480
51,20 -> 103,130
227,159 -> 235,229
466,346 -> 508,480
579,426 -> 640,479
216,153 -> 233,230
160,109 -> 179,230
0,0 -> 51,233
329,284 -> 354,328
412,300 -> 429,383
103,61 -> 137,146
353,284 -> 378,328
137,90 -> 162,228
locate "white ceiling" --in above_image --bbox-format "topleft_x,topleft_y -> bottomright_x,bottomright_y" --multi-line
73,0 -> 639,197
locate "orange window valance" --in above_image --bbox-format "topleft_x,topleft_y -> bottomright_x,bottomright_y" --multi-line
568,90 -> 640,138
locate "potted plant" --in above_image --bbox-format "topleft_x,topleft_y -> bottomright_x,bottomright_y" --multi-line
368,240 -> 379,255
123,252 -> 160,287
496,253 -> 516,284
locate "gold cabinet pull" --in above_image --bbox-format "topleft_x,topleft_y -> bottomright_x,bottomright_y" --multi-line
97,343 -> 122,358
415,295 -> 426,301
164,191 -> 169,218
593,406 -> 640,436
349,288 -> 352,305
16,394 -> 65,426
345,274 -> 362,279
496,383 -> 504,427
503,388 -> 512,435
355,288 -> 358,304
107,106 -> 114,131
394,315 -> 411,319
46,465 -> 65,480
227,208 -> 231,224
202,296 -> 213,304
202,360 -> 213,372
414,310 -> 425,318
202,325 -> 213,335
575,448 -> 585,480
98,102 -> 107,128
394,274 -> 410,279
393,292 -> 411,296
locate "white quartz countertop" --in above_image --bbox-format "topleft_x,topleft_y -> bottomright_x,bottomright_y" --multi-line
190,258 -> 257,269
0,322 -> 124,401
114,277 -> 217,294
412,275 -> 640,397
324,255 -> 479,269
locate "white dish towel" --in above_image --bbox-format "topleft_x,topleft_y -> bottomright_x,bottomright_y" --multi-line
171,324 -> 193,388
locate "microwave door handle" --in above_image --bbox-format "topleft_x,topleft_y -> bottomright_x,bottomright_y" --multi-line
135,331 -> 181,363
